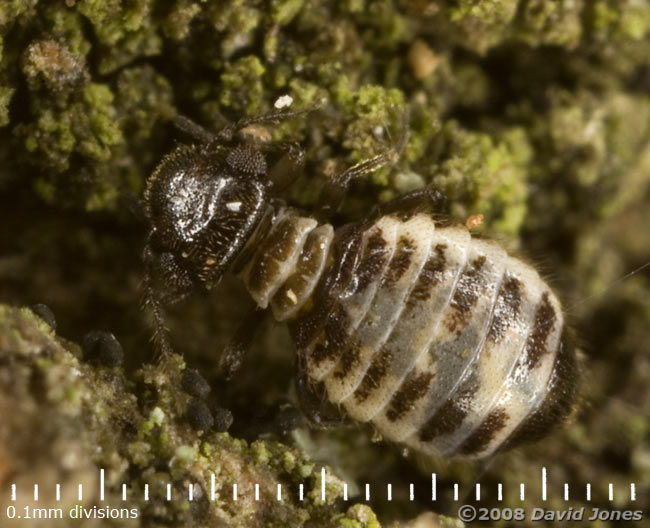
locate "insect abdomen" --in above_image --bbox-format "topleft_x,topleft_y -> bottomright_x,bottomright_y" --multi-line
244,211 -> 574,459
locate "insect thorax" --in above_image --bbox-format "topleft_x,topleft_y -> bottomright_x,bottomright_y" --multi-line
239,206 -> 334,321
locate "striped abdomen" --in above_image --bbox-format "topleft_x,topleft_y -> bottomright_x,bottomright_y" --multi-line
241,210 -> 576,459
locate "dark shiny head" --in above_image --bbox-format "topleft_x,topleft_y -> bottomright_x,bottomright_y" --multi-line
143,142 -> 270,290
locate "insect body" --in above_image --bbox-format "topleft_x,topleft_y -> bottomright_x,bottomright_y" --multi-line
143,109 -> 577,459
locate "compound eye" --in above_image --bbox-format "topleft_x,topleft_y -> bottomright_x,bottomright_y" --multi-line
226,145 -> 267,176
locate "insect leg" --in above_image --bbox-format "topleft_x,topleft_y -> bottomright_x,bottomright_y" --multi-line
219,307 -> 266,380
370,186 -> 448,221
141,239 -> 194,364
317,108 -> 410,221
142,268 -> 174,365
295,363 -> 350,429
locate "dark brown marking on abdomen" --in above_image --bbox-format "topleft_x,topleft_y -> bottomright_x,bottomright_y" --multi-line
486,275 -> 522,342
385,370 -> 434,422
310,305 -> 350,365
457,407 -> 508,456
419,386 -> 477,442
383,236 -> 415,287
408,244 -> 447,305
445,256 -> 486,334
353,347 -> 395,403
334,342 -> 361,379
521,292 -> 556,369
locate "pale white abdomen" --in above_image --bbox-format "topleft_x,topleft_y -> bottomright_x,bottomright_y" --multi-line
241,210 -> 575,459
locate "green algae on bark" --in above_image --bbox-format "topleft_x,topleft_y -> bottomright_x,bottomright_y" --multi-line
0,304 -> 371,527
2,0 -> 648,232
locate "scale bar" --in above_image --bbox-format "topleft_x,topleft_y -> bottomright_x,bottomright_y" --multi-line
6,471 -> 643,506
